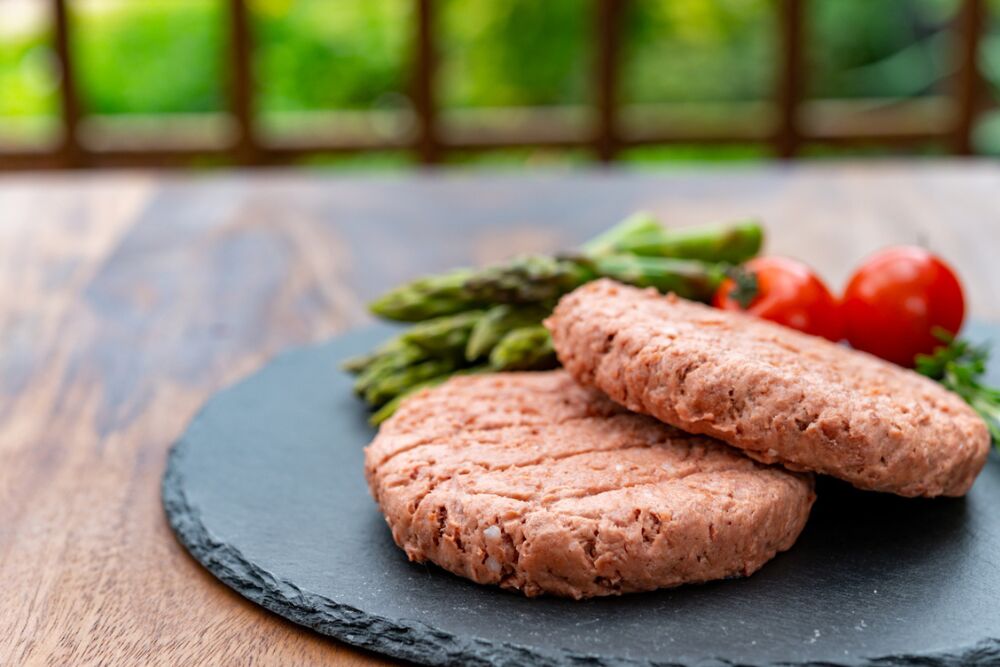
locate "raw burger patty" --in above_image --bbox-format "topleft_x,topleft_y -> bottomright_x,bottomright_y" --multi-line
546,279 -> 990,498
365,371 -> 814,599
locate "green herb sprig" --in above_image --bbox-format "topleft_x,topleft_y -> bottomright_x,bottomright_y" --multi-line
916,328 -> 1000,447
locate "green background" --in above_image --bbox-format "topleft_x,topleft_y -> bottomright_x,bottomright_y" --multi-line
1,0 -> 998,162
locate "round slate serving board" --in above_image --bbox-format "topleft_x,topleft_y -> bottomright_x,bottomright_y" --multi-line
163,323 -> 1000,667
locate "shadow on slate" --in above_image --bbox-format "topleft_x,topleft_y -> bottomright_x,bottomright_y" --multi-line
163,322 -> 1000,667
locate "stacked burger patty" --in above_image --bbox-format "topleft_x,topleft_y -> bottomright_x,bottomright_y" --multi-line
365,280 -> 990,599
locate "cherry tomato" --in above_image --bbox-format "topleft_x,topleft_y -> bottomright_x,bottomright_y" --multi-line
713,256 -> 842,342
841,246 -> 965,366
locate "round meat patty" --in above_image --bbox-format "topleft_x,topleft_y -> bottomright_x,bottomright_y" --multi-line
365,371 -> 814,599
546,279 -> 990,498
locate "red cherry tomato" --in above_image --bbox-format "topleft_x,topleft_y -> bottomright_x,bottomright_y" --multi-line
713,256 -> 842,342
841,246 -> 964,367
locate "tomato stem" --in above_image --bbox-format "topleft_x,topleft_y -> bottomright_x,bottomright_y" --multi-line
726,266 -> 759,309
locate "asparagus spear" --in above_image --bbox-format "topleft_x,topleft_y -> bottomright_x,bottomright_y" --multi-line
368,365 -> 491,426
352,343 -> 427,396
369,325 -> 561,422
594,219 -> 764,264
489,325 -> 558,371
462,255 -> 590,304
465,304 -> 550,361
401,310 -> 484,355
588,255 -> 728,303
579,211 -> 664,256
370,255 -> 589,321
368,268 -> 480,321
342,347 -> 392,375
363,357 -> 459,407
345,311 -> 484,378
369,324 -> 560,412
369,323 -> 561,423
342,336 -> 408,375
368,377 -> 445,426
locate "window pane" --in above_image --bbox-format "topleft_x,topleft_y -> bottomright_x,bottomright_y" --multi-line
975,0 -> 1000,154
252,0 -> 411,113
623,0 -> 777,105
0,0 -> 60,148
71,0 -> 226,115
806,0 -> 960,100
438,0 -> 589,108
251,0 -> 412,143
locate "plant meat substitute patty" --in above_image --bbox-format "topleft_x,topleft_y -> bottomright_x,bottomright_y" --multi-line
546,279 -> 990,498
365,371 -> 814,599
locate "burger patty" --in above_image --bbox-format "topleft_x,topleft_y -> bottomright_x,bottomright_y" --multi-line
365,371 -> 815,599
546,279 -> 990,498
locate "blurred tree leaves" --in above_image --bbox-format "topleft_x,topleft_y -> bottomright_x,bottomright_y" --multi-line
439,0 -> 588,107
624,0 -> 776,103
73,0 -> 226,114
0,29 -> 58,117
252,0 -> 411,112
808,0 -> 959,98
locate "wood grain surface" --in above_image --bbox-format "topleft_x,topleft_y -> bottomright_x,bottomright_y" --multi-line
1,163 -> 999,666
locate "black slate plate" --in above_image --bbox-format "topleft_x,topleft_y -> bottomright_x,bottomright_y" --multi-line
163,322 -> 1000,667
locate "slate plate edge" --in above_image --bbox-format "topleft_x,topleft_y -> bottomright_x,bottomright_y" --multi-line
161,338 -> 1000,667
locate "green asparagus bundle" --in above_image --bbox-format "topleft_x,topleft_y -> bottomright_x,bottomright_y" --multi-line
346,213 -> 765,425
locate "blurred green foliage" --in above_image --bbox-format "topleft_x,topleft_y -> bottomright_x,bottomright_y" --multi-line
0,0 -> 998,155
74,0 -> 226,114
252,0 -> 411,111
624,0 -> 776,103
809,0 -> 958,98
439,0 -> 589,106
0,29 -> 57,117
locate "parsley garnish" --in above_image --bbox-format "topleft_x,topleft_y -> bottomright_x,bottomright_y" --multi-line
916,328 -> 1000,447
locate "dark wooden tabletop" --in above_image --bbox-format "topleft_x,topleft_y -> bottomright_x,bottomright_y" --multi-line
2,162 -> 999,665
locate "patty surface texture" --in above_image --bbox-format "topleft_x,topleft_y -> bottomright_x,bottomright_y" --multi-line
365,370 -> 814,598
546,279 -> 990,497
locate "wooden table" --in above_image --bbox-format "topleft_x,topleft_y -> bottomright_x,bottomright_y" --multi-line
2,162 -> 999,665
